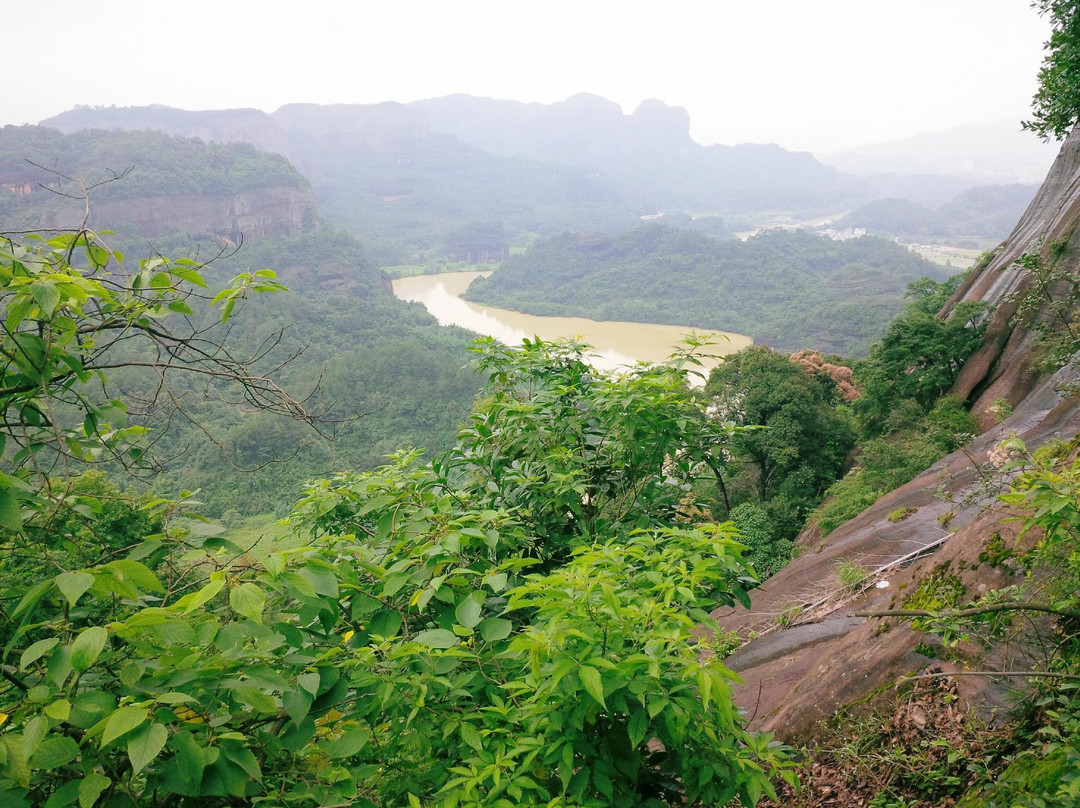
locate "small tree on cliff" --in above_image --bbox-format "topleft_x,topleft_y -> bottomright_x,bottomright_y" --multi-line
1026,0 -> 1080,140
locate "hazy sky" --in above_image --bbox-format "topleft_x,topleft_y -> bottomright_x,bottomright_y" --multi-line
7,1 -> 1053,154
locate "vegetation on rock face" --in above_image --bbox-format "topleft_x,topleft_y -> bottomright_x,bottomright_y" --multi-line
854,275 -> 987,435
809,275 -> 985,538
0,245 -> 791,807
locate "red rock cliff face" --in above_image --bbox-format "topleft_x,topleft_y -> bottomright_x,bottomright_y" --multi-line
948,127 -> 1080,426
718,130 -> 1080,742
40,186 -> 316,241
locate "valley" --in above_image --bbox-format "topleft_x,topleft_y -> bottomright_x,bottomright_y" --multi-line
4,26 -> 1080,802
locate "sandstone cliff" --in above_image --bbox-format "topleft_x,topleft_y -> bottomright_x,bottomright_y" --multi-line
719,130 -> 1080,741
36,185 -> 317,242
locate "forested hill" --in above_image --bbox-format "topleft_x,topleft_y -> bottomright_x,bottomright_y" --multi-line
465,226 -> 947,355
0,125 -> 482,517
0,126 -> 314,239
830,182 -> 1040,245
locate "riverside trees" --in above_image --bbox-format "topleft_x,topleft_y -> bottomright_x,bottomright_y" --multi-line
0,232 -> 790,807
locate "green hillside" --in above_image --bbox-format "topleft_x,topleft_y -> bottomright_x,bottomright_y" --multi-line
466,225 -> 948,355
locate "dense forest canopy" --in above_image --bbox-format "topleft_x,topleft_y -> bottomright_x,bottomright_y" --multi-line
0,126 -> 307,200
466,225 -> 948,355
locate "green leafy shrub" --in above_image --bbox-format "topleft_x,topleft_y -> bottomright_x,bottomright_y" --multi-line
0,298 -> 793,806
729,501 -> 795,576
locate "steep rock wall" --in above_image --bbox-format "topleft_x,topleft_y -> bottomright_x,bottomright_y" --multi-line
720,131 -> 1080,741
948,127 -> 1080,425
40,186 -> 317,241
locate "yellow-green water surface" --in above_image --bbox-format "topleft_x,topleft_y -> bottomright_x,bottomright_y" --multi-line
392,270 -> 753,374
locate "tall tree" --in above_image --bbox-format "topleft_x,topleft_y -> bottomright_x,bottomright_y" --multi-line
705,346 -> 854,505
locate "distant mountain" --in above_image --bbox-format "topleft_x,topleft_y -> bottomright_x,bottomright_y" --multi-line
37,97 -> 865,255
0,125 -> 314,240
270,101 -> 646,255
42,104 -> 292,157
409,94 -> 862,213
820,119 -> 1058,184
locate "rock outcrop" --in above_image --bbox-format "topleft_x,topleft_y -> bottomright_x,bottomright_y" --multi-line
37,186 -> 316,241
720,129 -> 1080,741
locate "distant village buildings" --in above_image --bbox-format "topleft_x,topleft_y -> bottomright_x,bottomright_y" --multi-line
817,227 -> 867,241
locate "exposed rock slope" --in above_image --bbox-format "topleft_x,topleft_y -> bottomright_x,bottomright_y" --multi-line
719,130 -> 1080,741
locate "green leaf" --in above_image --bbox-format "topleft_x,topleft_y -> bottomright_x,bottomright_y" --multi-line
414,629 -> 458,649
0,488 -> 24,530
70,627 -> 107,672
368,609 -> 403,638
454,592 -> 484,629
297,565 -> 338,598
101,706 -> 147,747
177,571 -> 226,613
579,665 -> 605,708
460,723 -> 484,754
78,773 -> 111,808
628,709 -> 648,747
171,731 -> 205,787
29,282 -> 61,317
54,573 -> 95,609
229,583 -> 265,622
44,700 -> 71,721
478,617 -> 513,643
43,780 -> 78,808
19,638 -> 59,671
323,728 -> 370,758
127,722 -> 167,776
28,736 -> 79,769
103,560 -> 163,594
222,742 -> 262,781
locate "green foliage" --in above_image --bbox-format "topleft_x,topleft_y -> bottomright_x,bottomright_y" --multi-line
728,502 -> 794,576
835,559 -> 870,589
854,276 -> 987,435
1024,0 -> 1080,140
97,227 -> 482,518
812,396 -> 977,537
700,345 -> 856,576
0,335 -> 792,807
887,506 -> 916,523
445,336 -> 738,559
1009,250 -> 1080,372
0,230 -> 293,529
465,225 -> 948,355
706,345 -> 855,509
